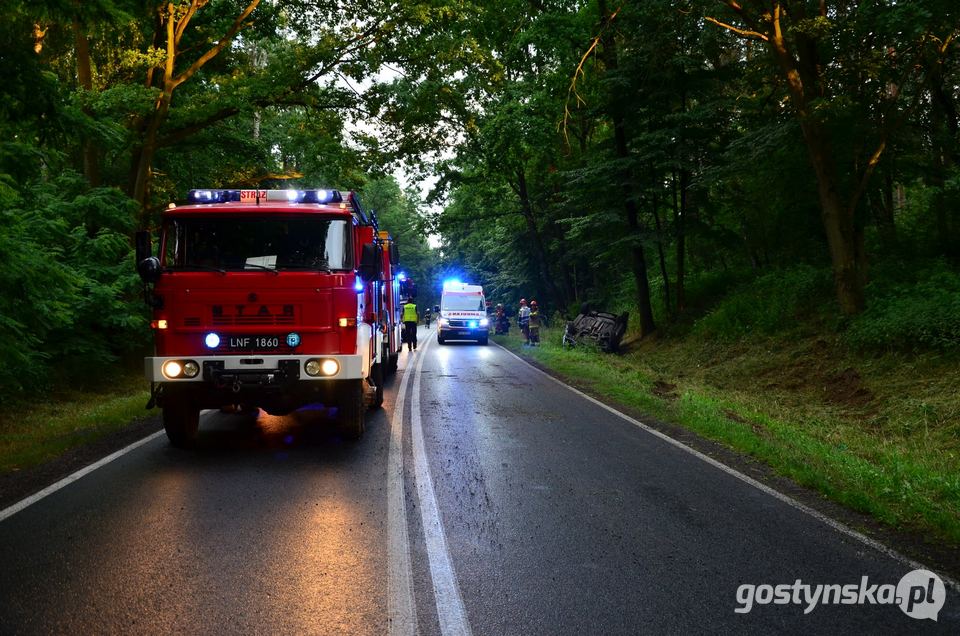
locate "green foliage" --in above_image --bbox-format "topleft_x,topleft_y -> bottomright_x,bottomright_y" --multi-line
846,261 -> 960,351
0,173 -> 146,402
360,177 -> 442,308
693,265 -> 833,340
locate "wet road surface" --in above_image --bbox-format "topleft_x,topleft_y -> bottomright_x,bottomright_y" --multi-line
1,326 -> 957,634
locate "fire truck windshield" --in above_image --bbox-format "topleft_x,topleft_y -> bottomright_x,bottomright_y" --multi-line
163,216 -> 352,272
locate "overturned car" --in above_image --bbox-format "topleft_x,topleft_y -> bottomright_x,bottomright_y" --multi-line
562,305 -> 629,353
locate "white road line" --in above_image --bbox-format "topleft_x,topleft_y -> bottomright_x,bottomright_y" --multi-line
387,345 -> 418,636
494,342 -> 960,593
0,430 -> 165,524
410,334 -> 473,636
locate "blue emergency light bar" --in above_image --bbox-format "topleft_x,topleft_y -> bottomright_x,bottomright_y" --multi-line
187,189 -> 343,204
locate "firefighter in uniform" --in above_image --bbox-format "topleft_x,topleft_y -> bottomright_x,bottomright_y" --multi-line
402,298 -> 419,351
528,300 -> 541,346
518,298 -> 531,345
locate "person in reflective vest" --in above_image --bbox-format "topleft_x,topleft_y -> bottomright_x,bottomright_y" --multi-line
402,298 -> 419,351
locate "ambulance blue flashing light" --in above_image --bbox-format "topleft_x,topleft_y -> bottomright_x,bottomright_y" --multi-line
443,278 -> 462,290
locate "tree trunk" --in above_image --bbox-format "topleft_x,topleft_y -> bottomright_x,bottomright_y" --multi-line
133,90 -> 172,227
675,168 -> 689,314
625,192 -> 656,336
768,7 -> 865,314
516,168 -> 564,309
130,0 -> 262,226
651,186 -> 672,318
598,0 -> 655,335
73,18 -> 100,186
873,170 -> 897,248
929,65 -> 959,257
800,118 -> 866,314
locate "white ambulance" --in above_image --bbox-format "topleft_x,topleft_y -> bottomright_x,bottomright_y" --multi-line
437,281 -> 488,345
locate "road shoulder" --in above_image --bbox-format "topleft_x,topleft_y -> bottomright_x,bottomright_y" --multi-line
0,415 -> 162,511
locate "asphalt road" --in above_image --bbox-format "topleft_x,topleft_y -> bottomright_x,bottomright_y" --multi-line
1,326 -> 957,634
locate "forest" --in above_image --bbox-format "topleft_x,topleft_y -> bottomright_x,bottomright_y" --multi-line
2,0 -> 960,405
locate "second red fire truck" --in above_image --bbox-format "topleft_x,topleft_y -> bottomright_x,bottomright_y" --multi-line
135,188 -> 407,446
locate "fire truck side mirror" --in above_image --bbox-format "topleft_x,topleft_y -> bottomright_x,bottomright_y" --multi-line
137,256 -> 162,283
359,243 -> 381,281
389,242 -> 400,266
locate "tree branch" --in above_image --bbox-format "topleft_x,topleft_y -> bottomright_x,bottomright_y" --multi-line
703,16 -> 768,41
173,0 -> 261,89
562,4 -> 623,146
302,21 -> 384,87
175,0 -> 202,48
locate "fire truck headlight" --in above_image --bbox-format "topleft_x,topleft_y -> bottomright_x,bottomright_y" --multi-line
182,361 -> 200,378
204,332 -> 221,348
305,359 -> 339,377
320,359 -> 340,376
162,360 -> 183,379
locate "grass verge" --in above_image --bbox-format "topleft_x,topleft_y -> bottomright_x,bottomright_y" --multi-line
0,374 -> 151,474
495,329 -> 960,546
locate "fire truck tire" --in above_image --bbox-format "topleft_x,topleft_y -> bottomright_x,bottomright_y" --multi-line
163,403 -> 200,448
371,362 -> 384,409
340,379 -> 365,440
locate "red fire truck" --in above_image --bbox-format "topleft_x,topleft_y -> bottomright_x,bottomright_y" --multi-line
378,231 -> 402,375
135,188 -> 400,446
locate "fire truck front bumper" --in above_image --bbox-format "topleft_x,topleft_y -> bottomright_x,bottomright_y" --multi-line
145,354 -> 364,385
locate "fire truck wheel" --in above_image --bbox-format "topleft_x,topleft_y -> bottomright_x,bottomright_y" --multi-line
340,380 -> 365,440
388,352 -> 399,374
371,362 -> 384,409
163,403 -> 200,448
